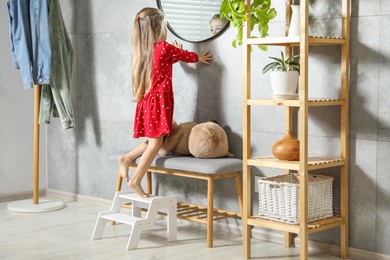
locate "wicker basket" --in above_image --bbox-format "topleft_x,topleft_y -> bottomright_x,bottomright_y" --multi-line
258,173 -> 333,224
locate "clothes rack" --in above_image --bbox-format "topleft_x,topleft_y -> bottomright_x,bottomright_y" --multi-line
7,85 -> 64,213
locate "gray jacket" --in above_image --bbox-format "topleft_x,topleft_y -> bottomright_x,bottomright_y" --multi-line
39,0 -> 75,129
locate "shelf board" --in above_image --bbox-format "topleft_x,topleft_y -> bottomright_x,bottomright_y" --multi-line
245,35 -> 346,46
247,156 -> 344,170
247,216 -> 344,234
246,98 -> 345,107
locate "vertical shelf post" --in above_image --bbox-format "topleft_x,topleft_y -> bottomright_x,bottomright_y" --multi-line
284,0 -> 295,248
242,0 -> 252,258
340,0 -> 350,258
298,0 -> 309,259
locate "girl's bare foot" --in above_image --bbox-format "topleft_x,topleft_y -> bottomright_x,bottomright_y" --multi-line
128,181 -> 150,198
118,155 -> 130,181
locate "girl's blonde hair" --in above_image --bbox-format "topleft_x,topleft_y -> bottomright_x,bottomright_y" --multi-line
132,7 -> 167,101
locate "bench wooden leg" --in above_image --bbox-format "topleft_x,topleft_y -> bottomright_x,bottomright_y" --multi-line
116,170 -> 152,194
147,171 -> 152,194
116,173 -> 123,192
112,173 -> 123,225
207,176 -> 214,248
285,232 -> 294,247
234,173 -> 243,216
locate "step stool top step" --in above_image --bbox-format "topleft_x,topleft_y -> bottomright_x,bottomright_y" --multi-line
118,193 -> 164,203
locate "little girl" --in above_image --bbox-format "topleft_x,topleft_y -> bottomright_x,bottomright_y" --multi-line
118,7 -> 213,198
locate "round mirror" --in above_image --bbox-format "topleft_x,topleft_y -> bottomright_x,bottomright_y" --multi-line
156,0 -> 229,43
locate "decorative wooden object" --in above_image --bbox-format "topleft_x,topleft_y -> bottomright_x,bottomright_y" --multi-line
272,130 -> 300,161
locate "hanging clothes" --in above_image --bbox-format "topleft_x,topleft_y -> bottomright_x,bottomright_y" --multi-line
7,0 -> 75,130
7,0 -> 52,89
39,0 -> 75,130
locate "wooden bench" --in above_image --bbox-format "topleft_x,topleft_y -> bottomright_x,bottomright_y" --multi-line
111,154 -> 243,248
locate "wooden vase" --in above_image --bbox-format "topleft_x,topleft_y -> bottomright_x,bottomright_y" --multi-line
272,130 -> 300,161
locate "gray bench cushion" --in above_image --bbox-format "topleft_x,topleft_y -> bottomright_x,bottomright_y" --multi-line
110,153 -> 242,175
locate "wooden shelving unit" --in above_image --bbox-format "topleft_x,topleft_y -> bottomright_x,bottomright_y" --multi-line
241,0 -> 350,259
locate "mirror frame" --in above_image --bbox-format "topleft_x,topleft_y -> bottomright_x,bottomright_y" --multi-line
156,0 -> 229,43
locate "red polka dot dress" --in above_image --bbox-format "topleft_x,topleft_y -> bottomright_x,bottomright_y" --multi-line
133,41 -> 198,138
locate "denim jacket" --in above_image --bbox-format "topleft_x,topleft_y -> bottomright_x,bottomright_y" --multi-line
7,0 -> 51,89
39,0 -> 75,130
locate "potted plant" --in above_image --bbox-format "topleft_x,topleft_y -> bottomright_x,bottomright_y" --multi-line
220,0 -> 277,49
262,51 -> 300,99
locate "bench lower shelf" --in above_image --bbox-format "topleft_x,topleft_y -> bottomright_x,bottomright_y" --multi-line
177,202 -> 240,223
122,201 -> 240,224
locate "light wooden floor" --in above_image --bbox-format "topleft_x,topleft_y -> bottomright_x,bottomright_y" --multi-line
0,199 -> 342,260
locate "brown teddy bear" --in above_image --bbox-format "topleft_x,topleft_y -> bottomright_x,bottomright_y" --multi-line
188,121 -> 233,158
158,121 -> 197,156
158,121 -> 232,158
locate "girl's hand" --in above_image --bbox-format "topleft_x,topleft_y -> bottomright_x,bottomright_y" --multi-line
172,40 -> 182,49
198,51 -> 213,64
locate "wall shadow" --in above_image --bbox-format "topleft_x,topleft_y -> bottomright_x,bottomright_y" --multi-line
74,0 -> 102,195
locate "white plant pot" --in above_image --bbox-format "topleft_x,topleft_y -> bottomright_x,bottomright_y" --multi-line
270,71 -> 299,96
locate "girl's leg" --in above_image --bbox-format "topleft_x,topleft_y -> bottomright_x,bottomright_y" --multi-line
118,140 -> 148,181
128,136 -> 164,198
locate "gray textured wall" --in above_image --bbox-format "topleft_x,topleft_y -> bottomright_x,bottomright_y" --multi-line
48,0 -> 390,255
0,1 -> 47,199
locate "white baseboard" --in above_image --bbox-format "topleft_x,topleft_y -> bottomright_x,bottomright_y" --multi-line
348,247 -> 390,260
212,222 -> 390,260
45,189 -> 390,260
0,189 -> 46,202
177,212 -> 390,260
46,189 -> 112,206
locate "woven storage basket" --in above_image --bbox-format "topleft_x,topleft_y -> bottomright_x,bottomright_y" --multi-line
258,173 -> 333,224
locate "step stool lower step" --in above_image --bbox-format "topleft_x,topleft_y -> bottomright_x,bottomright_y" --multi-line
101,213 -> 143,225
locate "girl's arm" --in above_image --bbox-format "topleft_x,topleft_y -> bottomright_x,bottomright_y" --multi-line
168,41 -> 212,64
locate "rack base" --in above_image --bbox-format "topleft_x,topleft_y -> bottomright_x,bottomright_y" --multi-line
7,198 -> 64,213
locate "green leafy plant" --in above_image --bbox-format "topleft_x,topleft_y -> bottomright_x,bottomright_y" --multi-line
220,0 -> 277,48
262,52 -> 300,74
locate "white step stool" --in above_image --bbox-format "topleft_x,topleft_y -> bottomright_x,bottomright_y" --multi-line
91,191 -> 177,250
